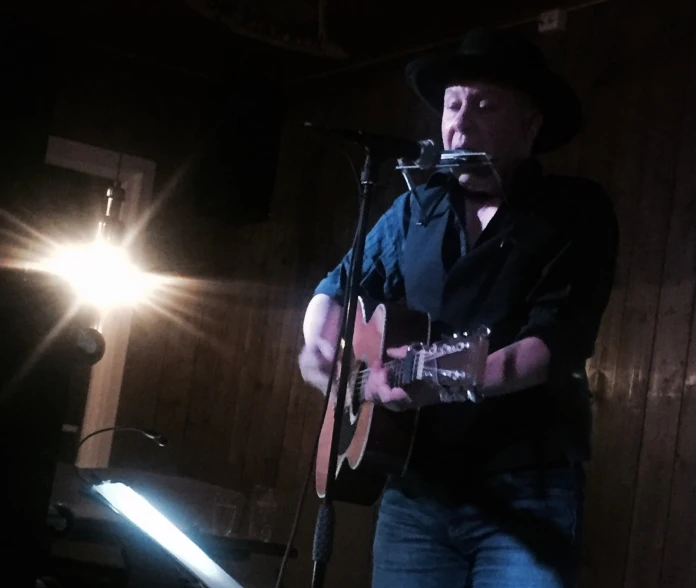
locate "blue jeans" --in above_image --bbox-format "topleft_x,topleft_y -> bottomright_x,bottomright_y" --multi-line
372,463 -> 585,588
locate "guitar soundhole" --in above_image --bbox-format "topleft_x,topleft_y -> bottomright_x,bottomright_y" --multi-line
336,360 -> 366,454
349,361 -> 368,420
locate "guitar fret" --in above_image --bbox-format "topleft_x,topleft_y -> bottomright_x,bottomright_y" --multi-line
353,339 -> 483,404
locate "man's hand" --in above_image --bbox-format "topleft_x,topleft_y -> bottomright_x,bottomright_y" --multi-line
298,339 -> 336,394
363,346 -> 441,411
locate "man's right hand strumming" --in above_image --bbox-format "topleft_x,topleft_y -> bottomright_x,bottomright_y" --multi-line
298,339 -> 336,394
299,294 -> 343,394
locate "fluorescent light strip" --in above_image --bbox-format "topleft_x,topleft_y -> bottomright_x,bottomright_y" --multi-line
93,481 -> 243,588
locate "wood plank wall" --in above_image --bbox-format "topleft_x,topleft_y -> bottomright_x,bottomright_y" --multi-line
110,0 -> 696,586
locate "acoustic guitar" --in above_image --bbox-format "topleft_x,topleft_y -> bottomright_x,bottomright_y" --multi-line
315,296 -> 489,506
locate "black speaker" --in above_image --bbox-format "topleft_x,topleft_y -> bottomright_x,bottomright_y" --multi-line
0,270 -> 75,587
190,78 -> 285,224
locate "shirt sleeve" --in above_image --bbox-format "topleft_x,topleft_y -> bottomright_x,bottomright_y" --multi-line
313,193 -> 408,305
516,183 -> 619,364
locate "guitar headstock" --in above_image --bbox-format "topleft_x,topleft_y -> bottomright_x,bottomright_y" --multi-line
416,325 -> 491,360
442,325 -> 492,344
399,325 -> 490,401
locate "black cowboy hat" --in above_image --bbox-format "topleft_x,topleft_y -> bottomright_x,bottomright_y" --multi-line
405,27 -> 582,153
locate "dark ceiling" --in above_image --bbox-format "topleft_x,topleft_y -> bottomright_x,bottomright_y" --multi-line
2,0 -> 587,86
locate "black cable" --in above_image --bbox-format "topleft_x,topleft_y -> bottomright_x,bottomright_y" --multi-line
338,145 -> 362,209
36,578 -> 63,588
273,150 -> 363,588
72,426 -> 167,486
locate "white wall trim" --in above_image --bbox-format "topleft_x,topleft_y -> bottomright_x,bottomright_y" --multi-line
46,136 -> 156,468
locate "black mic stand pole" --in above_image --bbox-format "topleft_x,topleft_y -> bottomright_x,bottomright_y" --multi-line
310,146 -> 380,588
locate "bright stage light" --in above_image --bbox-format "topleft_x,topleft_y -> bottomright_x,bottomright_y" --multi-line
39,241 -> 154,308
92,481 -> 244,588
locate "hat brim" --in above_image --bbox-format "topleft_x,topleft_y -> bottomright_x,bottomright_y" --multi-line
405,53 -> 582,153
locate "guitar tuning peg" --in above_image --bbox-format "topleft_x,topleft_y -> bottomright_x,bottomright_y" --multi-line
474,325 -> 491,338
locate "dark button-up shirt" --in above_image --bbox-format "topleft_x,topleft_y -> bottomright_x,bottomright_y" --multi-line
314,158 -> 619,484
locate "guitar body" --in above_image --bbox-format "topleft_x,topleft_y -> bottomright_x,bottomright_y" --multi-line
315,297 -> 431,506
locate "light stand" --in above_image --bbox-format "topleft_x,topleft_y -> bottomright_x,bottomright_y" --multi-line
310,147 -> 381,588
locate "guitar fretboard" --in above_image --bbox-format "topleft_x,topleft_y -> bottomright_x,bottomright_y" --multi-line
351,349 -> 476,403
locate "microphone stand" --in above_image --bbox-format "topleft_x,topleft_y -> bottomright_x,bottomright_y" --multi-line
310,146 -> 380,588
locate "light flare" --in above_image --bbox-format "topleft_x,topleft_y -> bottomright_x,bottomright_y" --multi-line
37,241 -> 156,309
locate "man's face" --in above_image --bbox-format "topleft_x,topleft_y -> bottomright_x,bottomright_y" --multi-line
441,79 -> 542,193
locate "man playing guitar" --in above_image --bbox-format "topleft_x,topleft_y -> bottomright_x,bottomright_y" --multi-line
299,27 -> 619,588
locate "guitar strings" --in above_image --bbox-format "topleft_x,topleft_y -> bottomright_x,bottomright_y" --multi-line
340,345 -> 472,403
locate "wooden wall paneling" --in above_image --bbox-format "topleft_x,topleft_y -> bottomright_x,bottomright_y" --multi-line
271,296 -> 310,516
625,3 -> 696,586
230,92 -> 336,498
226,222 -> 284,493
199,226 -> 261,492
317,97 -> 370,269
139,278 -> 205,481
211,294 -> 257,488
238,238 -> 298,489
270,95 -> 325,512
561,1 -> 667,584
254,286 -> 305,489
283,108 -> 322,279
268,311 -> 313,587
620,0 -> 696,583
315,70 -> 380,246
576,0 -> 629,403
286,92 -> 353,286
583,1 -> 694,586
566,4 -> 635,581
282,365 -> 327,585
255,176 -> 309,484
266,110 -> 332,581
271,319 -> 314,587
112,308 -> 171,470
223,292 -> 263,491
150,293 -> 206,475
220,286 -> 257,491
284,152 -> 360,588
660,284 -> 696,588
650,14 -> 696,588
179,286 -> 239,486
536,3 -> 613,178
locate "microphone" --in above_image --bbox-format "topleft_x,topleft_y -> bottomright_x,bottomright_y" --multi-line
303,121 -> 440,168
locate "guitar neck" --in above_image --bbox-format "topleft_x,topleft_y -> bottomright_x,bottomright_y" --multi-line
353,350 -> 478,403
